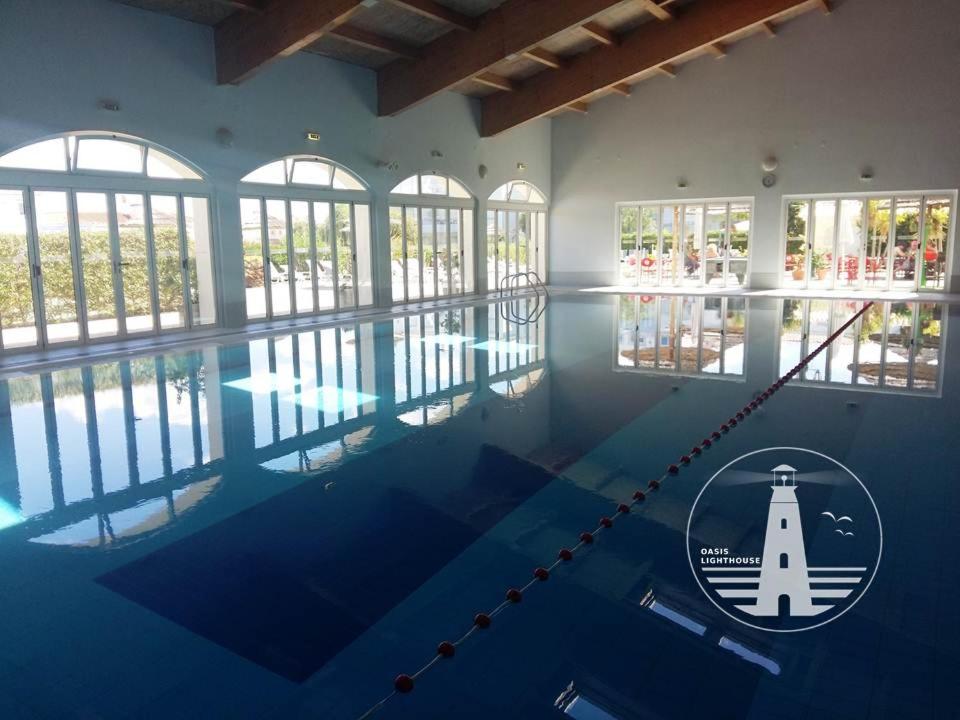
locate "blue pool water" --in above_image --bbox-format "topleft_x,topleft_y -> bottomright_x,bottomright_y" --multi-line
0,294 -> 957,719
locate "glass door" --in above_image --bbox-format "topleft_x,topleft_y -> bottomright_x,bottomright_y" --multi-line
75,192 -> 121,340
3,189 -> 212,351
33,190 -> 81,345
315,202 -> 335,311
682,205 -> 704,287
0,188 -> 40,349
421,207 -> 435,300
660,205 -> 681,286
116,193 -> 155,335
290,201 -> 314,315
726,202 -> 750,286
149,194 -> 187,329
264,199 -> 290,317
865,198 -> 891,289
835,199 -> 864,288
618,206 -> 638,286
335,202 -> 356,309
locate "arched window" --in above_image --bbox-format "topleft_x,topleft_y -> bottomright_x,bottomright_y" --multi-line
240,156 -> 372,320
0,132 -> 215,352
389,173 -> 476,304
487,180 -> 547,292
780,553 -> 789,569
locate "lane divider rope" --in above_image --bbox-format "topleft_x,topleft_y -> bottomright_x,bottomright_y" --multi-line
356,301 -> 875,719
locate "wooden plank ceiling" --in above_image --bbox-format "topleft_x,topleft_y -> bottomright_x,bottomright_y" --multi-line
111,0 -> 831,135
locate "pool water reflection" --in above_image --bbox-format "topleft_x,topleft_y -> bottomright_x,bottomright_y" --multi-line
0,293 -> 956,720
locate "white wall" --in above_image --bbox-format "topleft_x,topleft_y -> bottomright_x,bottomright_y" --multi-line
549,0 -> 960,290
0,0 -> 551,327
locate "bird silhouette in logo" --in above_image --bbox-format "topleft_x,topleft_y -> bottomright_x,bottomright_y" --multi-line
822,511 -> 855,537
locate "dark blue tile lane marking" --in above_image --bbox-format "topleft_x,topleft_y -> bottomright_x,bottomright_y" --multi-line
97,445 -> 555,683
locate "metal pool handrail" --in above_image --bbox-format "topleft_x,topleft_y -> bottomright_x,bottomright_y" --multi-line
498,271 -> 548,326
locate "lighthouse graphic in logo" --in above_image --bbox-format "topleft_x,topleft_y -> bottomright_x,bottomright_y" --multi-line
687,448 -> 882,632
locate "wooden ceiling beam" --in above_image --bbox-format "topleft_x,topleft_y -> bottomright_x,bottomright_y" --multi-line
635,0 -> 673,20
818,0 -> 832,13
760,20 -> 777,37
656,62 -> 677,77
473,72 -> 517,91
215,0 -> 366,84
208,0 -> 264,10
610,83 -> 631,96
377,0 -> 629,116
706,41 -> 727,58
581,21 -> 617,46
383,0 -> 478,31
567,101 -> 590,113
481,0 -> 823,136
330,25 -> 421,59
523,47 -> 564,69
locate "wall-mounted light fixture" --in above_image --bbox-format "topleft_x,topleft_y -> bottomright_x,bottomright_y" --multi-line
216,127 -> 234,148
677,178 -> 688,189
517,162 -> 527,172
305,131 -> 321,142
860,167 -> 874,183
762,156 -> 779,172
98,99 -> 120,112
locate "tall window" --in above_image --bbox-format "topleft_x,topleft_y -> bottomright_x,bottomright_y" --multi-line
240,156 -> 373,320
486,180 -> 547,291
389,173 -> 475,304
0,133 -> 216,351
617,199 -> 752,288
782,192 -> 954,291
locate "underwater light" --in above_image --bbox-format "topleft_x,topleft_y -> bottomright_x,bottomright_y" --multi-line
0,500 -> 24,531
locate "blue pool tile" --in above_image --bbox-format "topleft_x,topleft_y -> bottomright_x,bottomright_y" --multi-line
97,444 -> 555,683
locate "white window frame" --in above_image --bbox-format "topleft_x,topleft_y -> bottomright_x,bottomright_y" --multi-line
487,181 -> 548,292
240,156 -> 374,322
0,134 -> 218,354
614,197 -> 754,289
389,173 -> 476,305
779,189 -> 956,293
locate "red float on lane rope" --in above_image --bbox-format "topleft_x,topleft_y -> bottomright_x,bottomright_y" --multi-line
437,641 -> 456,658
534,567 -> 550,581
579,531 -> 594,544
474,613 -> 491,629
394,674 -> 415,693
600,517 -> 614,529
558,548 -> 573,562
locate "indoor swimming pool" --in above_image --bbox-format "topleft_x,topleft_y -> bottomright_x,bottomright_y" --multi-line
0,293 -> 956,720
